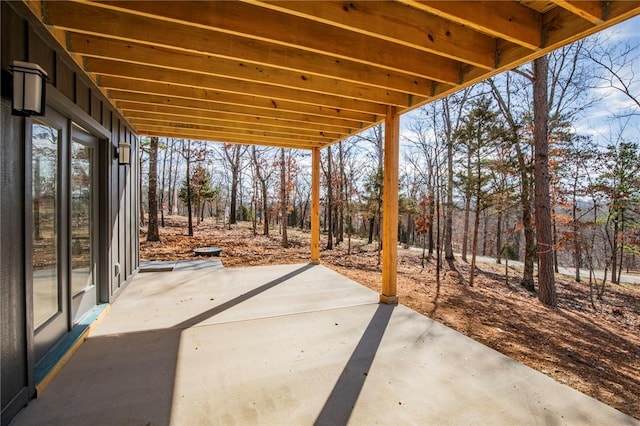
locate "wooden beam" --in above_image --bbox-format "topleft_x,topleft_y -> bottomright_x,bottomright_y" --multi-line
103,84 -> 376,124
138,128 -> 322,149
44,1 -> 459,85
549,1 -> 604,24
67,33 -> 434,101
91,0 -> 463,82
85,58 -> 395,113
310,147 -> 321,264
380,105 -> 399,305
117,102 -> 366,134
542,2 -> 640,49
127,115 -> 343,140
112,95 -> 372,130
96,73 -> 388,117
132,121 -> 333,144
399,0 -> 542,50
250,0 -> 498,69
121,108 -> 354,135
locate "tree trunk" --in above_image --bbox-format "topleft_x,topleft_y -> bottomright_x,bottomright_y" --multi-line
428,198 -> 435,257
159,138 -> 168,228
147,137 -> 160,242
462,149 -> 472,262
185,140 -> 193,237
139,153 -> 145,227
552,205 -> 559,273
261,181 -> 269,235
280,148 -> 288,248
230,167 -> 239,224
326,145 -> 333,250
469,149 -> 482,287
462,196 -> 471,262
445,126 -> 455,260
611,219 -> 619,284
166,138 -> 175,217
368,217 -> 375,244
496,210 -> 503,264
617,213 -> 625,283
226,144 -> 244,225
482,211 -> 489,257
521,177 -> 536,291
171,142 -> 180,215
337,141 -> 345,244
572,177 -> 581,282
533,55 -> 557,307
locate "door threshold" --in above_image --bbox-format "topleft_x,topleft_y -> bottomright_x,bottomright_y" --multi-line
35,304 -> 110,395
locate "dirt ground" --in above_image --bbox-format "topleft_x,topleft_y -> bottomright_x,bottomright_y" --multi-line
140,216 -> 640,420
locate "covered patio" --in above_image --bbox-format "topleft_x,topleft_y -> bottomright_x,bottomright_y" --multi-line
5,1 -> 640,424
11,262 -> 638,425
17,0 -> 640,303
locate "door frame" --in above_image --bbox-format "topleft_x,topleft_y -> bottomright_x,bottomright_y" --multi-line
27,107 -> 71,363
69,125 -> 100,325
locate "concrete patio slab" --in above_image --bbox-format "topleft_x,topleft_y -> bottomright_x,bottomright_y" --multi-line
11,263 -> 639,426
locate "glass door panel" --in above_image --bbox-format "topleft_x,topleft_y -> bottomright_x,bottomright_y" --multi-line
70,126 -> 98,324
71,141 -> 93,295
32,115 -> 69,363
32,122 -> 61,329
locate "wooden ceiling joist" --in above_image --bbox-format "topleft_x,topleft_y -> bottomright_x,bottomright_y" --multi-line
127,116 -> 344,140
249,0 -> 499,69
109,92 -> 376,127
70,35 -> 416,110
26,0 -> 640,148
116,101 -> 365,132
82,0 -> 465,81
134,122 -> 332,144
120,108 -> 354,136
139,129 -> 324,149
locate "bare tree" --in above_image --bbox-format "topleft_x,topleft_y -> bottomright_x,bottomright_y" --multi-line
443,90 -> 471,260
223,144 -> 248,224
325,145 -> 334,250
251,146 -> 276,235
147,136 -> 160,242
280,148 -> 289,248
584,37 -> 640,116
533,55 -> 557,307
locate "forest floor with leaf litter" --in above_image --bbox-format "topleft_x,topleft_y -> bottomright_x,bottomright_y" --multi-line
140,216 -> 640,420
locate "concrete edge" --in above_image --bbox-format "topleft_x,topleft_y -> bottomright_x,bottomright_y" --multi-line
35,304 -> 111,395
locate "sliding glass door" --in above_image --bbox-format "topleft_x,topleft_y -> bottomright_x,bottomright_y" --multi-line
31,110 -> 99,362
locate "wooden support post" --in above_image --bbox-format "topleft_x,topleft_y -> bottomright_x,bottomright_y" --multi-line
310,146 -> 321,264
381,106 -> 399,304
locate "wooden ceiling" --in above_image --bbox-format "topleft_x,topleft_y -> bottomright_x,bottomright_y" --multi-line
25,0 -> 640,149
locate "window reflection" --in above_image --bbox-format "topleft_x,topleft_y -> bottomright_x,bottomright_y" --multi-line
71,142 -> 93,295
32,122 -> 59,328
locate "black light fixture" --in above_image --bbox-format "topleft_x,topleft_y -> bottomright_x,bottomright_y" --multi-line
10,61 -> 48,117
116,141 -> 131,165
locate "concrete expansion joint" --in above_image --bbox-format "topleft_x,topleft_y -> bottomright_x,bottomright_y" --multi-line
173,301 -> 382,331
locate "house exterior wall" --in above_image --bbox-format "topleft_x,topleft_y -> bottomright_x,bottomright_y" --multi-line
1,3 -> 140,424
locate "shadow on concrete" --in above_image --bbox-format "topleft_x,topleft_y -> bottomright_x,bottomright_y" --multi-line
172,263 -> 317,330
12,264 -> 317,426
314,303 -> 394,426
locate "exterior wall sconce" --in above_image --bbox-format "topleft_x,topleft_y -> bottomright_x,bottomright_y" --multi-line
10,61 -> 48,117
116,141 -> 131,165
